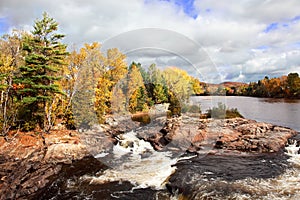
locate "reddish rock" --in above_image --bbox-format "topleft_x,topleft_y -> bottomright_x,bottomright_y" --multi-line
0,130 -> 88,199
137,116 -> 298,154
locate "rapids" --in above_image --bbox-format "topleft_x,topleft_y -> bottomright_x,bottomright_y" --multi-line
36,130 -> 300,200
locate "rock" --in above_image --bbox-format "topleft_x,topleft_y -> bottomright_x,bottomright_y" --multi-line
0,130 -> 90,199
201,118 -> 298,153
0,116 -> 297,198
44,143 -> 87,164
137,116 -> 298,154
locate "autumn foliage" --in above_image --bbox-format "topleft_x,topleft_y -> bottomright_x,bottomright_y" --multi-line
0,13 -> 299,135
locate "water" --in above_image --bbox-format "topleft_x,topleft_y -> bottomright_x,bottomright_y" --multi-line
83,131 -> 179,190
36,96 -> 300,199
38,137 -> 300,200
191,96 -> 300,131
168,148 -> 300,200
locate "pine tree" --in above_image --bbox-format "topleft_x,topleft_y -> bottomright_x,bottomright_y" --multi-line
15,12 -> 68,131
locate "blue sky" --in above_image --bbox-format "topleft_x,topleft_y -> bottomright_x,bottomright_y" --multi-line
0,0 -> 300,83
0,17 -> 9,35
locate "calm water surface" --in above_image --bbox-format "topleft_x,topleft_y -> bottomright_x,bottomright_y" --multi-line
191,96 -> 300,131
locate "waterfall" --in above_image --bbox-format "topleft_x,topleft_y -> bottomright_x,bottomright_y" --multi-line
83,130 -> 192,189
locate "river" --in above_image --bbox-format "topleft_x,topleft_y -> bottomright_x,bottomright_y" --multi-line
191,96 -> 300,131
37,96 -> 300,200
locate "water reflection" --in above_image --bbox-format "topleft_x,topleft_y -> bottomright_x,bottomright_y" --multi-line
191,96 -> 300,132
259,98 -> 300,104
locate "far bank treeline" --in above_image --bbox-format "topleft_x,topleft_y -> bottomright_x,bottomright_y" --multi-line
1,13 -> 299,135
0,13 -> 202,135
200,74 -> 300,98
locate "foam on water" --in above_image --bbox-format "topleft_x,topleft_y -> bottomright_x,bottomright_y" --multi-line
83,131 -> 184,190
181,142 -> 300,200
285,141 -> 300,166
84,132 -> 300,199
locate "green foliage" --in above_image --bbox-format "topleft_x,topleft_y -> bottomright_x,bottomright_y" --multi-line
206,102 -> 243,119
14,12 -> 68,131
123,64 -> 200,116
127,63 -> 149,113
206,102 -> 226,119
287,73 -> 300,97
181,103 -> 201,114
0,13 -> 208,132
225,108 -> 244,119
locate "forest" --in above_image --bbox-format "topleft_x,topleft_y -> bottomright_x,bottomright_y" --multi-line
195,74 -> 300,98
1,13 -> 299,136
238,74 -> 300,98
0,13 -> 201,135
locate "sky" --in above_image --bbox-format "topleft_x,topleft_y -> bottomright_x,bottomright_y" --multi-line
0,0 -> 300,83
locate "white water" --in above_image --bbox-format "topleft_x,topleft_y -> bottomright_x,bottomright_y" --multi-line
81,130 -> 300,199
186,142 -> 300,200
83,131 -> 195,190
286,141 -> 300,167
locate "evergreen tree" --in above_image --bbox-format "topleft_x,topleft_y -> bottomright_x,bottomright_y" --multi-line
287,73 -> 300,97
15,12 -> 68,131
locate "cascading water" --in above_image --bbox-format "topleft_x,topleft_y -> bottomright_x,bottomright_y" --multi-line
38,132 -> 300,200
168,138 -> 300,200
81,130 -> 181,190
78,129 -> 199,194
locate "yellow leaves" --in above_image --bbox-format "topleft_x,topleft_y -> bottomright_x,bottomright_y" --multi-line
107,48 -> 127,82
81,42 -> 106,74
163,67 -> 193,103
191,77 -> 203,95
0,54 -> 14,74
84,42 -> 101,51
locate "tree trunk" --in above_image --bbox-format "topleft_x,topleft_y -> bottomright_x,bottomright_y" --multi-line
2,76 -> 12,135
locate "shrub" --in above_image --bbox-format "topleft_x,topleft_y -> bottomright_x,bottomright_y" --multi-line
206,102 -> 243,119
181,103 -> 201,114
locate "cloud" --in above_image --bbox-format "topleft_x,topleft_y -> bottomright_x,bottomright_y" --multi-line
0,0 -> 299,83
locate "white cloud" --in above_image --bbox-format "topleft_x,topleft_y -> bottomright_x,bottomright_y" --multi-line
0,0 -> 299,83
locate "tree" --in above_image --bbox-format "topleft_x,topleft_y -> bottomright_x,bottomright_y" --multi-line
0,30 -> 24,135
126,63 -> 149,113
144,64 -> 168,105
14,12 -> 68,131
161,67 -> 193,115
95,48 -> 127,122
58,47 -> 87,129
72,43 -> 105,128
163,67 -> 193,103
287,73 -> 300,97
191,77 -> 203,95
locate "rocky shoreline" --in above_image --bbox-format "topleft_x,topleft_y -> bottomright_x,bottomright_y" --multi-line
134,116 -> 298,154
0,116 -> 298,199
